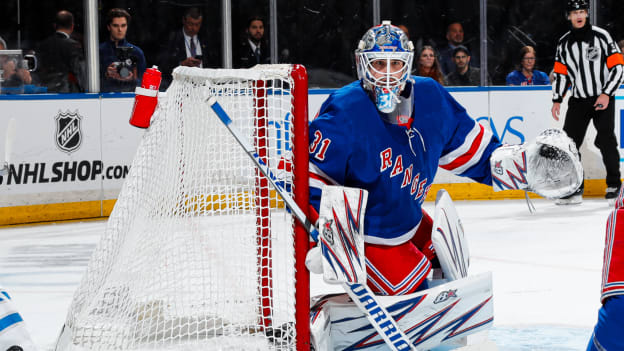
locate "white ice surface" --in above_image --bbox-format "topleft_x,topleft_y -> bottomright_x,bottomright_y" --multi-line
0,198 -> 611,350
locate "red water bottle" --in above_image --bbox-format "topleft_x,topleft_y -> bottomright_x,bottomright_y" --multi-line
130,65 -> 162,128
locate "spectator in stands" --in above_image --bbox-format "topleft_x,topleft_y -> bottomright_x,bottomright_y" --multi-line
438,21 -> 479,75
99,8 -> 146,92
159,7 -> 218,90
397,24 -> 410,39
396,24 -> 416,74
37,10 -> 85,93
414,45 -> 446,85
234,15 -> 270,68
0,36 -> 33,90
446,46 -> 488,86
506,46 -> 550,86
0,57 -> 32,88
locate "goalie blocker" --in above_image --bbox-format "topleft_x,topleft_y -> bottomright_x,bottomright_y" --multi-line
490,128 -> 583,199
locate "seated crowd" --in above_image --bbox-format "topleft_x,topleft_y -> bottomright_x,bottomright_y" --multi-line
0,10 -> 579,92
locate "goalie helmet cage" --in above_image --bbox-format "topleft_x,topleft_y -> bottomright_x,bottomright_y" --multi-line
56,65 -> 311,351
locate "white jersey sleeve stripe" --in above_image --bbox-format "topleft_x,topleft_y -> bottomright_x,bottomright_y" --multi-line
451,127 -> 493,175
439,123 -> 482,165
439,123 -> 493,174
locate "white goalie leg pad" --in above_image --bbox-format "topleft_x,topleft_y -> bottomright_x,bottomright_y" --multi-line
432,189 -> 469,281
491,128 -> 582,199
0,286 -> 38,351
316,185 -> 368,285
310,272 -> 494,351
310,296 -> 332,351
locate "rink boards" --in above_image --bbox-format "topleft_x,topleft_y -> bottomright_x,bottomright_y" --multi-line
1,86 -> 624,225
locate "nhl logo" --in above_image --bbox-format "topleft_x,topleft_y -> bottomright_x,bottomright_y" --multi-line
55,110 -> 82,153
586,46 -> 600,62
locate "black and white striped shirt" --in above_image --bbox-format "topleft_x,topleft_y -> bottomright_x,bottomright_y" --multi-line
552,25 -> 624,102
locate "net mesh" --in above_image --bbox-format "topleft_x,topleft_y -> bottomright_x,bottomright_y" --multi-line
57,65 -> 303,350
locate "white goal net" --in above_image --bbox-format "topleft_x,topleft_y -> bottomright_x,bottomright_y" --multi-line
56,65 -> 310,351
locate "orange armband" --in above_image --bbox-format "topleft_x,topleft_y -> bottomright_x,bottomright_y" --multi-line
553,61 -> 568,75
607,53 -> 624,69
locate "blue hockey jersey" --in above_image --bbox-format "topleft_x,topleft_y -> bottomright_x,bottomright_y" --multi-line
309,77 -> 501,245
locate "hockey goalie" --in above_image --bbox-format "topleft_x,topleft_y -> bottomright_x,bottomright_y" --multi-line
305,21 -> 582,350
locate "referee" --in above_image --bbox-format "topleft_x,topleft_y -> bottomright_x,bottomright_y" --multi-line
551,0 -> 624,204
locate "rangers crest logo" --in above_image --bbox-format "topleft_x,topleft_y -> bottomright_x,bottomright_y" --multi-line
434,289 -> 458,304
494,160 -> 503,175
322,219 -> 335,245
55,110 -> 82,153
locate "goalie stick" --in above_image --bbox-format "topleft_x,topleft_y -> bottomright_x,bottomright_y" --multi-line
207,96 -> 416,351
0,118 -> 16,176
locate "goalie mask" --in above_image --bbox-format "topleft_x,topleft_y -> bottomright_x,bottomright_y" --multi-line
356,21 -> 414,113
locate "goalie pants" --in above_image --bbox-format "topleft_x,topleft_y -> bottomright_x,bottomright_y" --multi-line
364,210 -> 435,296
587,296 -> 624,351
563,96 -> 621,189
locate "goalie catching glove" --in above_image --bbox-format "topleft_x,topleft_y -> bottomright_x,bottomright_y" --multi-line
490,128 -> 583,199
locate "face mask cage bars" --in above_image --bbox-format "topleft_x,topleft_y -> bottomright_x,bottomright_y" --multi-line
357,52 -> 412,92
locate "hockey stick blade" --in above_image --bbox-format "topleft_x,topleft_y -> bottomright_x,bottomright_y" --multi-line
0,118 -> 16,176
206,97 -> 416,351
